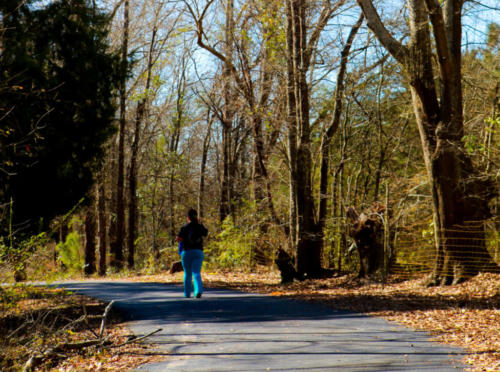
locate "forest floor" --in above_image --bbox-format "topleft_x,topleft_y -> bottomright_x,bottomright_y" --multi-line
0,285 -> 166,371
1,270 -> 498,371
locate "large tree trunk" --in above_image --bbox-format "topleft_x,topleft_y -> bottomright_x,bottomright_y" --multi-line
412,0 -> 497,284
357,0 -> 499,284
110,0 -> 129,270
286,0 -> 344,277
286,0 -> 321,277
285,0 -> 343,277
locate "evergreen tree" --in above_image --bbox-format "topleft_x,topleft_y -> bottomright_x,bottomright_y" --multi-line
0,0 -> 123,244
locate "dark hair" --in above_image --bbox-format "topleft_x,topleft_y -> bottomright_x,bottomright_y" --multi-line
188,208 -> 198,221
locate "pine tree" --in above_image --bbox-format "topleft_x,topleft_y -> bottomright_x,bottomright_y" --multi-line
0,0 -> 123,246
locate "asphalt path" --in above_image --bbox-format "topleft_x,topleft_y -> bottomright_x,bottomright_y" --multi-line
55,281 -> 465,371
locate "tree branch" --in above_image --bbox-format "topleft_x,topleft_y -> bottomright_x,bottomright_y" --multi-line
108,327 -> 163,348
356,0 -> 409,65
184,0 -> 247,95
424,0 -> 452,79
305,0 -> 346,66
99,300 -> 114,338
325,12 -> 364,140
24,338 -> 111,372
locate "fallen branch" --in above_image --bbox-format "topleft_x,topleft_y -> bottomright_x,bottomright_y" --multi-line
99,300 -> 115,338
81,302 -> 99,338
55,338 -> 111,350
23,300 -> 115,371
7,320 -> 31,339
61,314 -> 102,332
24,327 -> 162,370
23,338 -> 111,372
109,328 -> 163,348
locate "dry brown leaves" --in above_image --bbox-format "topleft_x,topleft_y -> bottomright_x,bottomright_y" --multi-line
54,326 -> 166,371
152,270 -> 499,372
8,270 -> 495,371
0,286 -> 166,371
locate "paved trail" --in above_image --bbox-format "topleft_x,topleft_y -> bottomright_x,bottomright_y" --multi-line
57,281 -> 464,371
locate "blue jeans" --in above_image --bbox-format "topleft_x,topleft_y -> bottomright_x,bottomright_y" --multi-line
181,249 -> 204,297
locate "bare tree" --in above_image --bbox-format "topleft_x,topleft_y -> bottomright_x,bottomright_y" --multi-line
185,0 -> 284,226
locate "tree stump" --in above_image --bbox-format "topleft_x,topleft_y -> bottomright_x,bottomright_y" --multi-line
346,206 -> 384,278
274,248 -> 302,283
169,261 -> 183,274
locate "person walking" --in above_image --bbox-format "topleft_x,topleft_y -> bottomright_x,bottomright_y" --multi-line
177,209 -> 208,298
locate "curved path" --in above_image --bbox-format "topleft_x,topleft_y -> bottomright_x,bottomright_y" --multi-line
56,281 -> 465,371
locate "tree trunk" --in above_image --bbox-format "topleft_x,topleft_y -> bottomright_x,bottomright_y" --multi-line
251,115 -> 282,228
285,2 -> 298,254
286,0 -> 342,277
110,0 -> 129,270
198,111 -> 213,219
484,83 -> 499,173
166,56 -> 186,242
286,0 -> 318,277
97,174 -> 107,276
127,26 -> 156,270
127,104 -> 140,269
188,0 -> 276,225
57,217 -> 69,266
108,159 -> 117,269
150,171 -> 160,262
84,204 -> 97,276
317,14 -> 363,269
219,0 -> 235,224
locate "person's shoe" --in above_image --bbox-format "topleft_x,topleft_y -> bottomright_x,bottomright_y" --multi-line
195,292 -> 202,298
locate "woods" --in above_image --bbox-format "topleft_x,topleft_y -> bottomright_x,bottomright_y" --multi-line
1,0 -> 499,284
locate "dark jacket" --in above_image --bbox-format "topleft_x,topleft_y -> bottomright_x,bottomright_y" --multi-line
177,221 -> 208,251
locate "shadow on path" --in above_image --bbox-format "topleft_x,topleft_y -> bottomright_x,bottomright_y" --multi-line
57,281 -> 357,323
55,281 -> 466,371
